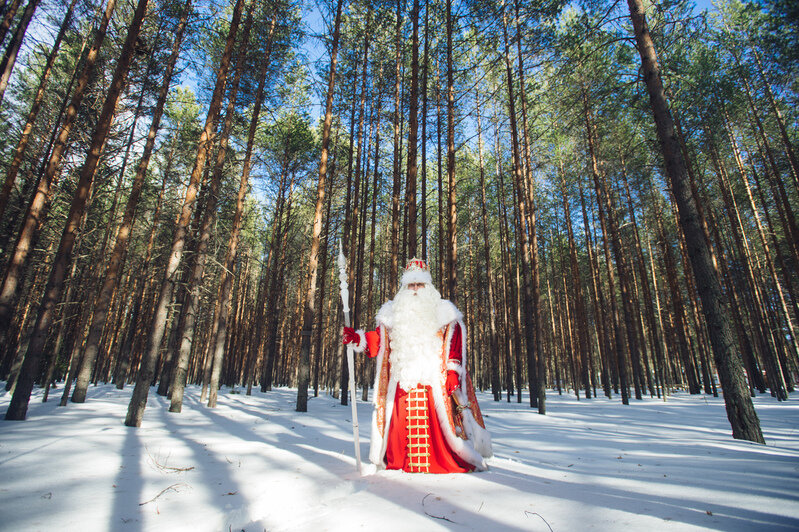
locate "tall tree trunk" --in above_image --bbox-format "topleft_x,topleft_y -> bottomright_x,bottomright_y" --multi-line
436,68 -> 445,291
125,0 -> 245,427
501,1 -> 538,410
750,50 -> 799,188
583,87 -> 641,401
200,6 -> 255,409
259,171 -> 292,393
651,186 -> 701,394
72,0 -> 191,404
389,0 -> 402,294
420,0 -> 429,260
475,86 -> 500,401
0,0 -> 118,348
0,0 -> 39,107
740,167 -> 793,399
202,9 -> 276,410
558,159 -> 592,398
578,180 -> 612,398
619,153 -> 662,397
5,0 -> 149,421
707,129 -> 784,396
405,0 -> 419,258
494,120 -> 517,401
514,0 -> 544,410
0,0 -> 21,50
296,0 -> 343,412
741,77 -> 799,265
445,0 -> 457,302
626,0 -> 764,442
0,0 -> 77,229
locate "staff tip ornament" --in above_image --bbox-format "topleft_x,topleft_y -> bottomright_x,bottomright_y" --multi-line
338,240 -> 350,315
337,240 -> 346,272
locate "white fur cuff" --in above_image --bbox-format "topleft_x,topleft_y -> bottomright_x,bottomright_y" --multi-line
351,329 -> 367,353
447,360 -> 462,372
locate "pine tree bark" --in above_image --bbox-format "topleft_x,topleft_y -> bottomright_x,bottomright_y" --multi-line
740,167 -> 793,399
72,0 -> 192,404
420,1 -> 429,260
5,0 -> 149,421
0,0 -> 39,107
577,181 -> 612,398
405,0 -> 419,258
741,78 -> 799,265
0,0 -> 21,50
296,0 -> 343,412
648,182 -> 700,394
475,87 -> 500,401
435,69 -> 446,292
707,129 -> 782,395
202,10 -> 276,410
389,0 -> 402,294
0,0 -> 118,349
558,160 -> 592,398
200,7 -> 255,409
582,86 -> 639,401
492,112 -> 516,401
619,154 -> 661,396
750,50 -> 799,188
261,166 -> 296,392
445,0 -> 457,302
627,0 -> 764,442
501,1 -> 539,410
125,0 -> 245,427
0,0 -> 77,239
514,0 -> 544,411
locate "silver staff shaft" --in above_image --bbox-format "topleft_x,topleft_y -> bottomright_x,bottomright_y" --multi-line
337,242 -> 361,474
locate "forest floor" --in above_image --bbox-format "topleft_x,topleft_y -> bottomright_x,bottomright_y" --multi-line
1,382 -> 797,531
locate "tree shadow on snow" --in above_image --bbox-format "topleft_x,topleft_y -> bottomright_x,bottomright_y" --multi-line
483,449 -> 799,531
111,425 -> 144,531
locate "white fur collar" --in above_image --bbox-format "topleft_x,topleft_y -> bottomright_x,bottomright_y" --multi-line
375,298 -> 461,330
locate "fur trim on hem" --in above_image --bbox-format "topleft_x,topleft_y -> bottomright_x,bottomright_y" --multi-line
431,383 -> 488,470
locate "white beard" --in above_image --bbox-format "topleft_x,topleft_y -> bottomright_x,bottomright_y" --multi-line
388,285 -> 446,391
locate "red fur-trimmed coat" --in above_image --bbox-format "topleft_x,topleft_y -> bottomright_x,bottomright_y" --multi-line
357,299 -> 492,472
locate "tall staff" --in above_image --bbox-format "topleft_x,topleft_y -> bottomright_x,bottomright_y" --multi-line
338,242 -> 362,473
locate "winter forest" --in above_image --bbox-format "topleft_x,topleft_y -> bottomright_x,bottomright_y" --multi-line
0,0 -> 799,531
1,0 -> 799,521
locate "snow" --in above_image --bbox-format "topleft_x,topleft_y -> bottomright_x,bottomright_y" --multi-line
1,384 -> 798,531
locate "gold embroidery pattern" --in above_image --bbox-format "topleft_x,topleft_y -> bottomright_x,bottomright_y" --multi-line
376,327 -> 391,437
406,387 -> 431,473
440,325 -> 460,437
465,372 -> 486,429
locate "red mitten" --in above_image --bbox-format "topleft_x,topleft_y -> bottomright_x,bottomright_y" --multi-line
445,370 -> 460,396
342,326 -> 360,345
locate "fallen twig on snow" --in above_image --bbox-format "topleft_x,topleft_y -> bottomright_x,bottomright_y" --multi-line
524,510 -> 554,532
422,493 -> 458,524
139,483 -> 189,506
146,446 -> 195,473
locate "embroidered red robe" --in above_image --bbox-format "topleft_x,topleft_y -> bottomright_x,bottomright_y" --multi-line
363,315 -> 492,473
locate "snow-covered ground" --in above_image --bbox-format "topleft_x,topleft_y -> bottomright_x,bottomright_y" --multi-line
1,383 -> 797,531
